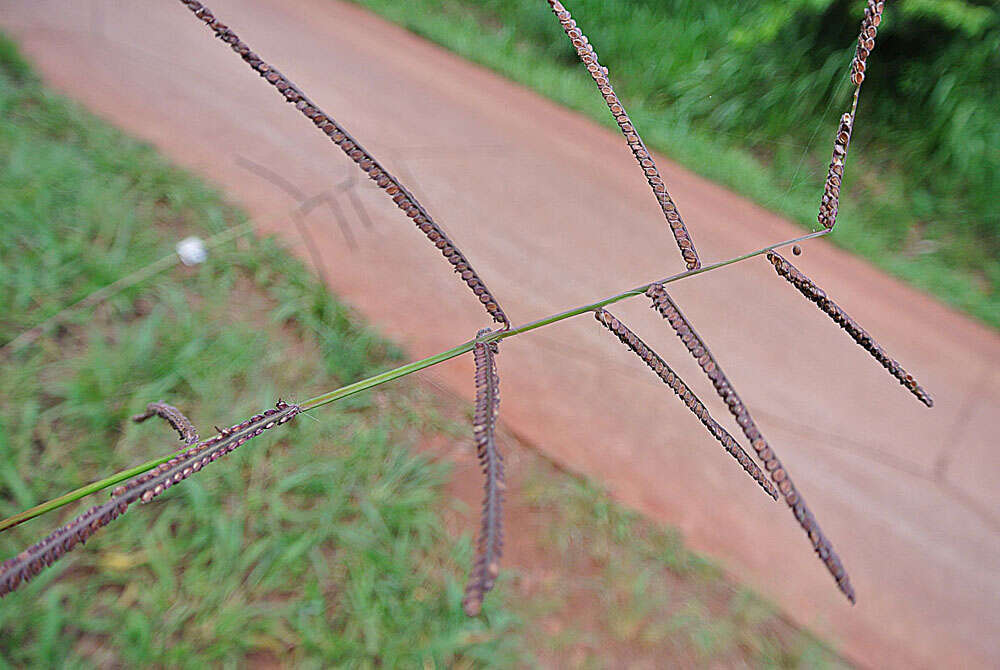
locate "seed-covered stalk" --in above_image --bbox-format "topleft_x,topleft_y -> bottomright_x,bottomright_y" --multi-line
0,231 -> 827,533
545,0 -> 701,270
132,401 -> 200,445
0,402 -> 299,598
817,0 -> 887,230
766,251 -> 932,407
646,285 -> 855,603
594,310 -> 778,500
176,0 -> 509,327
462,330 -> 505,616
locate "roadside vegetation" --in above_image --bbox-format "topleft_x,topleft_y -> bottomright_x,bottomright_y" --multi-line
0,34 -> 844,667
350,0 -> 999,328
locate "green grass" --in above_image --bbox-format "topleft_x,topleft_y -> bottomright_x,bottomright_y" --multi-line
0,32 -> 850,668
510,468 -> 846,668
347,0 -> 998,328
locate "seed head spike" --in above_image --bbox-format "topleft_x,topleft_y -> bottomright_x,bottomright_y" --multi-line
132,401 -> 200,445
766,251 -> 932,407
594,310 -> 778,500
545,1 -> 701,271
462,329 -> 504,616
818,0 -> 886,231
175,0 -> 509,328
646,285 -> 855,603
1,402 -> 299,598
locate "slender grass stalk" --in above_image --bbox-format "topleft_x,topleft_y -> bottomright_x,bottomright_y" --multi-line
545,0 -> 702,270
646,284 -> 855,603
0,403 -> 300,598
0,228 -> 824,532
594,309 -> 778,500
132,402 -> 200,445
817,0 -> 886,231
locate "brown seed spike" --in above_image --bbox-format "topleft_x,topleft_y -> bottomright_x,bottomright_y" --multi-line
1,402 -> 300,599
646,284 -> 855,603
132,401 -> 200,445
174,0 -> 509,329
545,1 -> 701,271
463,329 -> 505,617
593,310 -> 778,500
818,0 -> 887,231
766,251 -> 933,407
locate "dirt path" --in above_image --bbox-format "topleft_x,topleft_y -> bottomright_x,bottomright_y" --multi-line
4,1 -> 998,666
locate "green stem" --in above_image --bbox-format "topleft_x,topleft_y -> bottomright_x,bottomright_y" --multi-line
0,446 -> 192,532
0,228 -> 825,530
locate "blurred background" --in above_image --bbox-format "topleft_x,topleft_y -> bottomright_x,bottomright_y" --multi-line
1,0 -> 997,667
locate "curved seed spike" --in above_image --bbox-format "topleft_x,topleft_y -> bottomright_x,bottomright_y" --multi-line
0,402 -> 299,599
818,0 -> 886,230
462,329 -> 504,616
646,284 -> 855,603
132,401 -> 200,445
175,0 -> 509,328
766,251 -> 933,407
545,1 -> 701,270
594,310 -> 778,500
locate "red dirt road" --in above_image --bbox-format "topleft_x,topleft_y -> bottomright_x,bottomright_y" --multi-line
4,1 -> 998,666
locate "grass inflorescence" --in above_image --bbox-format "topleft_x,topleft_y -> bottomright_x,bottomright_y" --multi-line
131,401 -> 201,446
177,0 -> 510,328
593,309 -> 777,500
766,250 -> 933,407
462,329 -> 505,616
646,284 -> 855,602
545,0 -> 701,270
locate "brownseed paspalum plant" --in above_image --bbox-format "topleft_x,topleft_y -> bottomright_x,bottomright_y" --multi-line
1,0 -> 933,615
645,284 -> 856,602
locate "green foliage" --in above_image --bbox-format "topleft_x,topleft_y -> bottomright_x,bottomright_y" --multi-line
349,0 -> 998,327
0,43 -> 522,667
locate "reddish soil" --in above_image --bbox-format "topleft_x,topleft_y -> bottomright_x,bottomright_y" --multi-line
4,1 -> 998,667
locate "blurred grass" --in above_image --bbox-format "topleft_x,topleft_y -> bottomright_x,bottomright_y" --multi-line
0,31 -> 849,668
347,0 -> 998,328
508,468 -> 846,668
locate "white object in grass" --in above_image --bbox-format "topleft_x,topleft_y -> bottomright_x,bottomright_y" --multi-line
176,236 -> 208,266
